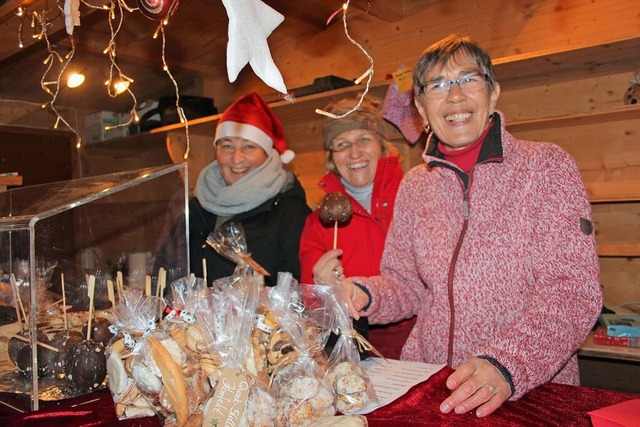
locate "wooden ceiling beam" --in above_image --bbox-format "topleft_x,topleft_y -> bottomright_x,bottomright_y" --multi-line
351,0 -> 402,22
265,0 -> 341,28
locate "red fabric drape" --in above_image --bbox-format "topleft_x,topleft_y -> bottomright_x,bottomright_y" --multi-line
367,367 -> 638,427
1,366 -> 637,426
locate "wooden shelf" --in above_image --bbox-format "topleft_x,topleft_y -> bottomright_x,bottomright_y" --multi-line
104,36 -> 640,146
579,332 -> 640,363
598,243 -> 640,258
494,37 -> 640,89
505,105 -> 640,133
148,82 -> 391,138
585,180 -> 640,203
0,175 -> 22,187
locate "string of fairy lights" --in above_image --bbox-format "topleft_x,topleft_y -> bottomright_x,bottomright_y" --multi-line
315,0 -> 374,120
10,0 -> 371,157
11,0 -> 188,155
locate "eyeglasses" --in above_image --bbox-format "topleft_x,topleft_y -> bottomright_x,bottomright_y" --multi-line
420,72 -> 489,99
330,135 -> 375,152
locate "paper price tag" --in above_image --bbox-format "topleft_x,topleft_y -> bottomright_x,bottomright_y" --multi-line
392,67 -> 413,93
202,367 -> 251,427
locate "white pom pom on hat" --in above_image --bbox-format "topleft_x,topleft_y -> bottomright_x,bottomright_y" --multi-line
214,92 -> 295,164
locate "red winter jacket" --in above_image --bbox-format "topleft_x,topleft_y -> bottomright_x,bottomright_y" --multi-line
299,156 -> 403,284
354,112 -> 602,399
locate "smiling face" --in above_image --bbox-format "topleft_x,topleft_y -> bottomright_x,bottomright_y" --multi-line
215,136 -> 268,185
330,129 -> 383,188
414,51 -> 500,151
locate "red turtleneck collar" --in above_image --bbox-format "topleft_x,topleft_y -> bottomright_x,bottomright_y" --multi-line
438,121 -> 494,174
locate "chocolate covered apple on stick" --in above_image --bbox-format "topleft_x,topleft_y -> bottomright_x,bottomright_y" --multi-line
319,192 -> 352,249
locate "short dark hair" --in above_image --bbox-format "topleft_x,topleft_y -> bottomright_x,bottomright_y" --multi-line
412,34 -> 497,97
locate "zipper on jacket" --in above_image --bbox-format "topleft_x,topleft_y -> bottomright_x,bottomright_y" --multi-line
446,178 -> 470,365
462,187 -> 469,220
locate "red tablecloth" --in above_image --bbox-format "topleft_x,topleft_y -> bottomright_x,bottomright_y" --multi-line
1,366 -> 637,426
366,367 -> 638,426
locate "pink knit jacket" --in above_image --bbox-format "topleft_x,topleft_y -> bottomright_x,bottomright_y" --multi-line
355,112 -> 602,400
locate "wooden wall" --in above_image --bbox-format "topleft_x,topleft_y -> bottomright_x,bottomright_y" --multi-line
20,0 -> 640,316
203,0 -> 640,111
189,0 -> 640,314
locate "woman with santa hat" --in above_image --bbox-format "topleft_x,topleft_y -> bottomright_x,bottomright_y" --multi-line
188,92 -> 310,286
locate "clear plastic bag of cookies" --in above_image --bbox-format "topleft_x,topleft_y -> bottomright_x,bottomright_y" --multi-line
310,285 -> 379,415
104,284 -> 210,427
196,266 -> 279,427
103,288 -> 166,421
267,274 -> 337,427
262,273 -> 330,377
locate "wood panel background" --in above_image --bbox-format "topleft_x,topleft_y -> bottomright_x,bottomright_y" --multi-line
9,0 -> 640,317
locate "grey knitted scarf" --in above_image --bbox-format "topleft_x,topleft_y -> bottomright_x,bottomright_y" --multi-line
195,149 -> 294,216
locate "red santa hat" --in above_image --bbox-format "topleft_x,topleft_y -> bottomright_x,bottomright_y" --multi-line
214,92 -> 295,164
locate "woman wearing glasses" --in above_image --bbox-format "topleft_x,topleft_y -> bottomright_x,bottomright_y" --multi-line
298,96 -> 415,359
338,34 -> 601,416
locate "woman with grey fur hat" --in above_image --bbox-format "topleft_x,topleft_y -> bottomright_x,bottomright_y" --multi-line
299,95 -> 415,359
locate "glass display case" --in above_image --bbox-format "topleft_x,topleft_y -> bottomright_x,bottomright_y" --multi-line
0,163 -> 189,411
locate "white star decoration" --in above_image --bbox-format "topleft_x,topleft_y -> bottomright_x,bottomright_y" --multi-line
63,0 -> 80,35
221,0 -> 288,94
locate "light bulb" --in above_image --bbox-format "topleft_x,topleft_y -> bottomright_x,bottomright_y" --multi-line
113,80 -> 129,94
67,72 -> 85,88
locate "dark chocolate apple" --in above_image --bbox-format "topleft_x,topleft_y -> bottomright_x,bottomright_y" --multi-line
82,317 -> 114,346
15,340 -> 57,377
65,340 -> 107,392
319,192 -> 353,225
50,330 -> 85,374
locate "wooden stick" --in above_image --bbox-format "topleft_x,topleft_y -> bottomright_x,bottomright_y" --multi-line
10,334 -> 59,353
145,275 -> 152,297
37,299 -> 63,314
61,273 -> 68,330
70,397 -> 101,407
333,221 -> 338,250
0,398 -> 25,413
116,271 -> 124,302
107,279 -> 115,307
158,267 -> 167,298
86,275 -> 96,341
202,258 -> 207,286
9,274 -> 28,329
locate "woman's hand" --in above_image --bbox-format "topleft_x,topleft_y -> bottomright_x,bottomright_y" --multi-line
339,278 -> 370,320
312,249 -> 344,285
312,249 -> 371,319
440,357 -> 510,417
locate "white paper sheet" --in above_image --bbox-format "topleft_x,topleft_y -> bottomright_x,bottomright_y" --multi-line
356,358 -> 445,414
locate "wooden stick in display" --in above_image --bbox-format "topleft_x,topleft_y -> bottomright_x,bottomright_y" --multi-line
145,275 -> 152,297
0,398 -> 25,413
8,273 -> 23,332
158,268 -> 167,298
333,221 -> 338,250
10,274 -> 28,329
202,258 -> 207,286
10,334 -> 59,353
61,273 -> 68,330
116,271 -> 124,302
86,275 -> 96,341
38,299 -> 63,314
107,279 -> 115,308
